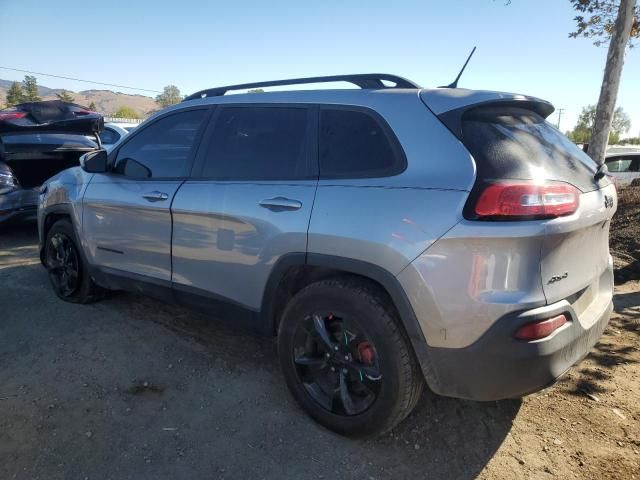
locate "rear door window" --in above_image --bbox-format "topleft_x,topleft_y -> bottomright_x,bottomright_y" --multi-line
114,109 -> 207,178
198,106 -> 314,180
461,107 -> 601,192
319,108 -> 405,179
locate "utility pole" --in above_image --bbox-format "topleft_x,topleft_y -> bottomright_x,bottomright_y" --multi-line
556,108 -> 565,130
589,0 -> 637,165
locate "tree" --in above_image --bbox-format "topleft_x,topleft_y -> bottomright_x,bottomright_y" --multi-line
22,75 -> 41,102
569,0 -> 638,164
5,81 -> 24,107
56,90 -> 74,102
155,85 -> 181,108
568,105 -> 631,144
88,101 -> 97,111
569,0 -> 639,46
112,105 -> 141,119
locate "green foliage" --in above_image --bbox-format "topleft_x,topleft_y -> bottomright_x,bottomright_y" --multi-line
569,0 -> 639,46
88,101 -> 97,111
112,105 -> 141,119
56,90 -> 74,102
567,104 -> 631,144
155,85 -> 182,108
5,81 -> 24,107
22,75 -> 41,102
622,137 -> 640,145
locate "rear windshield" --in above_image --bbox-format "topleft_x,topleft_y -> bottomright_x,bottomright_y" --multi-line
462,107 -> 600,192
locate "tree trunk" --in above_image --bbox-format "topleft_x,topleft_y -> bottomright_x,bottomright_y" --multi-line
589,0 -> 636,165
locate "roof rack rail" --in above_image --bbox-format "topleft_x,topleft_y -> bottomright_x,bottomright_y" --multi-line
183,74 -> 420,101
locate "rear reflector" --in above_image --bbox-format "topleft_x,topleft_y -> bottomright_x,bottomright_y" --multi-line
514,314 -> 568,341
475,182 -> 579,219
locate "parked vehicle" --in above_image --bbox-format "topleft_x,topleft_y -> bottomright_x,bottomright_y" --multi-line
604,150 -> 640,187
38,74 -> 616,437
99,122 -> 138,151
0,100 -> 102,224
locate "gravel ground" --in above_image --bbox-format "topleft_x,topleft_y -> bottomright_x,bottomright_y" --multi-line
1,221 -> 638,480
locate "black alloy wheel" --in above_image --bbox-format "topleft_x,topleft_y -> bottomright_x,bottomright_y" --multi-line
46,232 -> 80,298
292,311 -> 383,416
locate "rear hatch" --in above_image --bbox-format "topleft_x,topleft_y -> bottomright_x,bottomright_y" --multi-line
0,100 -> 103,135
0,100 -> 103,189
421,89 -> 616,305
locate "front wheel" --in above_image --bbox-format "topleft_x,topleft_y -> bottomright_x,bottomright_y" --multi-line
277,278 -> 424,437
45,219 -> 102,303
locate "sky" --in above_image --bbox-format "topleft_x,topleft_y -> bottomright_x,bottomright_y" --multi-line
0,0 -> 638,136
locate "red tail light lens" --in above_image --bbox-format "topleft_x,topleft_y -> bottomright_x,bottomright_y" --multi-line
475,182 -> 580,219
514,314 -> 568,341
0,112 -> 27,121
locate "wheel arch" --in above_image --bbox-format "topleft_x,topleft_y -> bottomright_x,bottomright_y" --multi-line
39,205 -> 75,264
261,253 -> 435,383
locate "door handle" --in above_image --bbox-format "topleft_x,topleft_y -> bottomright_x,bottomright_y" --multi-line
142,191 -> 169,202
259,196 -> 302,211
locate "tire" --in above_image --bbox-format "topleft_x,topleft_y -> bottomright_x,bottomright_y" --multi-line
44,219 -> 102,304
277,277 -> 424,437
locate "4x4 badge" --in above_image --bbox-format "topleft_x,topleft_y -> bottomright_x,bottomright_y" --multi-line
604,195 -> 614,209
547,272 -> 568,284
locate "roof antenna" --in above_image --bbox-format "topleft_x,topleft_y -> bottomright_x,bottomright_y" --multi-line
441,46 -> 477,89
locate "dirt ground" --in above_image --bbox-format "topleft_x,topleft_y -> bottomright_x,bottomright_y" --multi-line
1,217 -> 638,480
611,184 -> 640,283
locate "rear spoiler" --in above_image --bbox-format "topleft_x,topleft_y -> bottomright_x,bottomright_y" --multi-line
420,89 -> 554,140
0,100 -> 104,136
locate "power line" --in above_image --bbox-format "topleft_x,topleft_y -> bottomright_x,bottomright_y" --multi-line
0,66 -> 162,94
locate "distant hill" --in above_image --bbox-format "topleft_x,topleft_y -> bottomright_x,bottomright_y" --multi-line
0,79 -> 158,117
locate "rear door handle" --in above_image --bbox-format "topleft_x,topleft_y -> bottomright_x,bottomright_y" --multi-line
142,191 -> 169,202
259,196 -> 302,211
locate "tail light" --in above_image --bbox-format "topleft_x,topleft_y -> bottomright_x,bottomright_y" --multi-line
0,112 -> 27,121
514,314 -> 568,341
474,182 -> 580,219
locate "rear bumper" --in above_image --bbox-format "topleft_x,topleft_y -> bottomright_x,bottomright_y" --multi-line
421,293 -> 613,401
0,188 -> 39,224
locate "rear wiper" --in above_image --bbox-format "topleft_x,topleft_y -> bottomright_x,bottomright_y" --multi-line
594,163 -> 608,181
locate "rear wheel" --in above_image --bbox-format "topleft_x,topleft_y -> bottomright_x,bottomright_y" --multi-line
45,219 -> 102,303
278,278 -> 424,437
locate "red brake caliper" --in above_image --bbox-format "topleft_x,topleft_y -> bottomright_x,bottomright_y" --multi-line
357,342 -> 375,364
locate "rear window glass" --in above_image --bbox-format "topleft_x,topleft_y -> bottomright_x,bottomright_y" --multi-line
462,107 -> 599,192
319,108 -> 405,179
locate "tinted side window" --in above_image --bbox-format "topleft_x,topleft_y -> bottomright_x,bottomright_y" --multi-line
319,108 -> 405,179
114,109 -> 207,178
200,107 -> 311,180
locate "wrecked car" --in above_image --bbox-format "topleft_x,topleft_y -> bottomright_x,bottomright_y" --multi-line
0,100 -> 103,224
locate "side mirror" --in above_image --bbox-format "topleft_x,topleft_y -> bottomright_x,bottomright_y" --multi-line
80,150 -> 108,173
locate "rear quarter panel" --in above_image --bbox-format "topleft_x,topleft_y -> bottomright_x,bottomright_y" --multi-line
307,92 -> 475,274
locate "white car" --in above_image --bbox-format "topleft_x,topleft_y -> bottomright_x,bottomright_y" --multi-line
605,150 -> 640,187
99,122 -> 138,151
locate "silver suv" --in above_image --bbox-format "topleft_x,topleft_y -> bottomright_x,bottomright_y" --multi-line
38,74 -> 616,437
